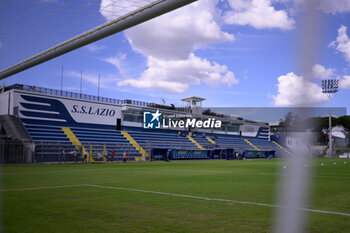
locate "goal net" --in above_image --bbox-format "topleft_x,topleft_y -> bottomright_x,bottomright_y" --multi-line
0,0 -> 196,79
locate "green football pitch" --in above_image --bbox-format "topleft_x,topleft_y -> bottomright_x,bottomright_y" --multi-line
1,159 -> 350,233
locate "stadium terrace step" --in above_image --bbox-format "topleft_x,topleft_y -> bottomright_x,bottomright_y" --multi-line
206,136 -> 216,144
22,122 -> 287,161
272,140 -> 291,155
187,135 -> 205,150
244,138 -> 260,151
127,131 -> 198,152
121,131 -> 149,159
61,127 -> 88,156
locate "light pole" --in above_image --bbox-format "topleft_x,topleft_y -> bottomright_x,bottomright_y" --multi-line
322,79 -> 339,158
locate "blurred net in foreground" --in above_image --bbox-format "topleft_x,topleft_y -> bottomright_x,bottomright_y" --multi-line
0,0 -> 160,72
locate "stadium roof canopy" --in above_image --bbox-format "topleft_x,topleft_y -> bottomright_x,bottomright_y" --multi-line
181,96 -> 206,102
181,96 -> 206,108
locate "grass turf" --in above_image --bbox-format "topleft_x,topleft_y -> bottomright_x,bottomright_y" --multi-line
1,158 -> 350,233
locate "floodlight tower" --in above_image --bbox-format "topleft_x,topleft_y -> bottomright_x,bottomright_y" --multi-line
322,79 -> 339,158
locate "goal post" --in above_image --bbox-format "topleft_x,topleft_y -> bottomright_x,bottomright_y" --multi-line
88,144 -> 107,163
0,0 -> 197,80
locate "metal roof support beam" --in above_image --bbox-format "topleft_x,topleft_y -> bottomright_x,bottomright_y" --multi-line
0,0 -> 197,80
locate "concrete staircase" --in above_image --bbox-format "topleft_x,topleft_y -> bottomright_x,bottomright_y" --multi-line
244,138 -> 260,150
187,135 -> 204,150
121,131 -> 149,159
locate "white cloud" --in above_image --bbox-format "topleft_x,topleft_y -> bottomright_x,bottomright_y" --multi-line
104,56 -> 122,72
272,72 -> 328,106
340,75 -> 350,89
103,53 -> 128,78
100,0 -> 234,60
312,64 -> 335,79
273,64 -> 348,102
225,0 -> 295,30
118,52 -> 127,60
100,0 -> 237,93
86,44 -> 106,52
289,0 -> 350,14
329,25 -> 350,64
318,0 -> 350,14
117,54 -> 239,93
99,0 -> 146,21
122,0 -> 234,60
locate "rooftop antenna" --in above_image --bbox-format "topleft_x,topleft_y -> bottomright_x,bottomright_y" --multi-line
80,68 -> 83,97
98,74 -> 101,100
60,65 -> 63,93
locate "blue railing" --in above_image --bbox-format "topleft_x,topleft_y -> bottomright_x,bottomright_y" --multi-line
7,84 -> 150,107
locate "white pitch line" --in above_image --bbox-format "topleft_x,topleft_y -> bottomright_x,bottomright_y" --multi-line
0,184 -> 85,192
1,183 -> 350,217
4,168 -> 350,180
84,184 -> 350,217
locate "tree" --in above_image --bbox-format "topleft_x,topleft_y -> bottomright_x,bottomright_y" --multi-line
337,115 -> 350,146
338,115 -> 350,131
278,112 -> 296,132
202,108 -> 224,118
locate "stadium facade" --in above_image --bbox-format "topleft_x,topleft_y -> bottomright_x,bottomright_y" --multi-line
0,84 -> 289,163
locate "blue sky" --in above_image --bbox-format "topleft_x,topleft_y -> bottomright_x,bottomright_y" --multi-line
1,0 -> 350,114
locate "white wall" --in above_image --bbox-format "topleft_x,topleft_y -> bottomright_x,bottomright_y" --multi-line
13,90 -> 122,126
0,91 -> 10,115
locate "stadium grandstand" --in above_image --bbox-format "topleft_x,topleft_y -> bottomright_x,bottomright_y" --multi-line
0,84 -> 289,164
2,1 -> 350,233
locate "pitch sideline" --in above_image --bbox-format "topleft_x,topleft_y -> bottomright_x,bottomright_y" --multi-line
1,184 -> 350,217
